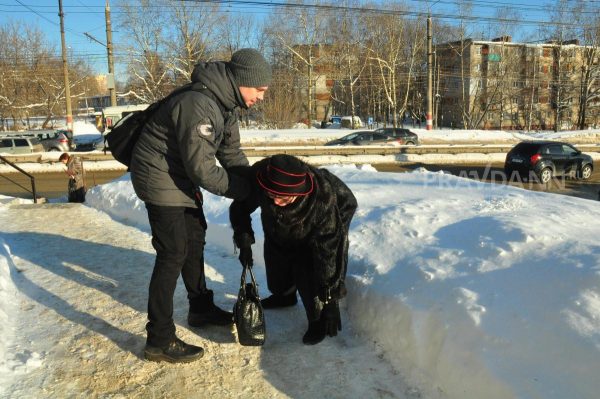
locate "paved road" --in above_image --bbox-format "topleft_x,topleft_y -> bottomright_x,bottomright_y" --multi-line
375,163 -> 600,201
2,163 -> 599,202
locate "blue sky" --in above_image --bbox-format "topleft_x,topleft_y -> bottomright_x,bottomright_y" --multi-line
0,0 -> 569,75
1,1 -> 120,73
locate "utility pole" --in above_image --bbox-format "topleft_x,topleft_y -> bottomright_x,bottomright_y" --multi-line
105,0 -> 117,107
426,15 -> 433,131
58,0 -> 73,131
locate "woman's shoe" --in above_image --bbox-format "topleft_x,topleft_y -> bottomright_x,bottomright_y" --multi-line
302,320 -> 326,345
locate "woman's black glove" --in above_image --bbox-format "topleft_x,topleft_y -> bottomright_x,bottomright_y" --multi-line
239,246 -> 253,268
321,300 -> 341,337
234,232 -> 254,268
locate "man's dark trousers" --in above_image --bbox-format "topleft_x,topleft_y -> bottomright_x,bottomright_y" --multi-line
145,203 -> 208,347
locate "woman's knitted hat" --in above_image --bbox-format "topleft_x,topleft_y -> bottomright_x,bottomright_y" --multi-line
257,155 -> 314,196
228,48 -> 272,87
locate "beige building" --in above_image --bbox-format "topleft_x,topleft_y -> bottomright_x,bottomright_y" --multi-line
289,44 -> 337,122
436,37 -> 600,130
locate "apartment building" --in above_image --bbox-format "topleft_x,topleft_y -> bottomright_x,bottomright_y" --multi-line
435,37 -> 600,130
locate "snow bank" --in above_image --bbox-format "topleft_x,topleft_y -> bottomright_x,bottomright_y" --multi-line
83,166 -> 600,398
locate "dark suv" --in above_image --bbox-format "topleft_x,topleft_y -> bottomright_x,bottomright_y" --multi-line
324,131 -> 394,146
374,127 -> 419,145
505,141 -> 593,183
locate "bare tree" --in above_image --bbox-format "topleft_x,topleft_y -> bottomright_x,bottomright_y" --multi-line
363,5 -> 420,128
265,0 -> 329,124
325,0 -> 369,125
259,67 -> 302,128
218,14 -> 262,58
118,0 -> 173,102
0,20 -> 98,129
542,0 -> 583,131
576,9 -> 600,129
167,1 -> 223,84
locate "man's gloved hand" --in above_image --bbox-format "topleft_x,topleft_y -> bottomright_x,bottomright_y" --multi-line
239,246 -> 253,268
321,300 -> 341,337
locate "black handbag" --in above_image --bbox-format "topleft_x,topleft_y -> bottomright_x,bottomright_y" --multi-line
233,265 -> 266,346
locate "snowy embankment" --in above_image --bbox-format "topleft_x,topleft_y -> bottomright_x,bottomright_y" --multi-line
77,166 -> 600,399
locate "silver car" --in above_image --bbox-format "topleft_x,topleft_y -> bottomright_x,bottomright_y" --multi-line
36,130 -> 71,152
0,136 -> 44,154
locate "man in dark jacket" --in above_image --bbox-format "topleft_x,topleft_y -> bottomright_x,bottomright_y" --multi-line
230,155 -> 357,345
130,49 -> 272,363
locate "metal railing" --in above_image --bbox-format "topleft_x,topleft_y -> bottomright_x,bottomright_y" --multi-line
0,155 -> 38,203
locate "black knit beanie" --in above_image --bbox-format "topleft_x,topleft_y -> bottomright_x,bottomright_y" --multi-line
228,48 -> 272,87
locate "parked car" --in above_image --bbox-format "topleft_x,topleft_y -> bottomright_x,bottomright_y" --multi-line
504,141 -> 593,183
340,115 -> 363,129
73,137 -> 104,152
329,115 -> 342,125
0,135 -> 44,154
36,130 -> 71,152
374,127 -> 420,145
324,131 -> 395,146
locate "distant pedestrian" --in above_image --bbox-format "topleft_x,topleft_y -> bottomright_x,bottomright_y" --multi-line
59,152 -> 86,203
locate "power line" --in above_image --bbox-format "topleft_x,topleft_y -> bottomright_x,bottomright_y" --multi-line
11,0 -> 91,41
2,0 -> 600,29
13,0 -> 57,26
185,0 -> 599,28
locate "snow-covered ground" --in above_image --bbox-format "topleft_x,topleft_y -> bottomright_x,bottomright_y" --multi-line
1,159 -> 600,397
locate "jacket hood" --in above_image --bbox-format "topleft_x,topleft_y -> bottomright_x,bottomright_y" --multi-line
191,61 -> 247,110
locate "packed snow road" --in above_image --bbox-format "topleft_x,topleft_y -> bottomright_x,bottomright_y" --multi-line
0,202 -> 414,398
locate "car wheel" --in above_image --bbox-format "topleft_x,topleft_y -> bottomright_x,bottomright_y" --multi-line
405,141 -> 416,146
579,164 -> 593,180
539,167 -> 552,184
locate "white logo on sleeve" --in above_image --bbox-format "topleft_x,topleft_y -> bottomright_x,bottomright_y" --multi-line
197,124 -> 214,136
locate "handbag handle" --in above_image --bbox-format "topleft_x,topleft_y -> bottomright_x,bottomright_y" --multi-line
240,264 -> 261,300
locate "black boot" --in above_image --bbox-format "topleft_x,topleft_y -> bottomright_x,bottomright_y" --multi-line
302,320 -> 326,345
261,292 -> 298,309
188,290 -> 233,327
144,337 -> 204,363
